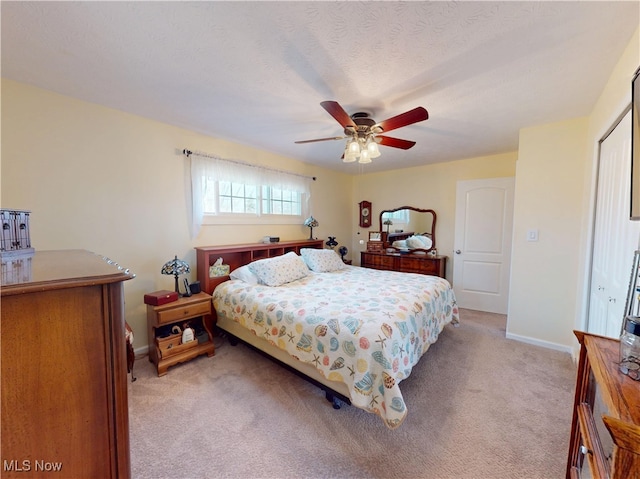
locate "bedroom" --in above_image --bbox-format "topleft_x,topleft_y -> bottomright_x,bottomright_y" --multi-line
1,1 -> 639,478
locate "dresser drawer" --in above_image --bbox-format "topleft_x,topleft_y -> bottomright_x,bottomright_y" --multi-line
401,256 -> 437,274
361,252 -> 446,279
369,254 -> 395,269
156,300 -> 211,325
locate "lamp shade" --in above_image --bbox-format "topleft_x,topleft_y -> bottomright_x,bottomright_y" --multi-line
343,146 -> 358,162
304,216 -> 319,228
304,216 -> 319,240
161,255 -> 190,293
358,149 -> 372,164
367,139 -> 381,158
347,138 -> 360,156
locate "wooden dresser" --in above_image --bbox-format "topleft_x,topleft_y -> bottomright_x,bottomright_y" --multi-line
1,250 -> 134,478
360,251 -> 447,278
566,331 -> 640,478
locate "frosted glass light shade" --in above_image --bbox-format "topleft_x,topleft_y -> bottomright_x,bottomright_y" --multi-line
367,139 -> 381,158
347,139 -> 360,156
343,147 -> 357,162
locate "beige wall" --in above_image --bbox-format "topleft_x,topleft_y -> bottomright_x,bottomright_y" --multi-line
507,117 -> 589,349
1,80 -> 353,345
508,26 -> 639,352
351,152 -> 517,280
575,28 -> 640,335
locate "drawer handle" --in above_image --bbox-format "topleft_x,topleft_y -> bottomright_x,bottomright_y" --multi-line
183,310 -> 190,315
580,445 -> 592,456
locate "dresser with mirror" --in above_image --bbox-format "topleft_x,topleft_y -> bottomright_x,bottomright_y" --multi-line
360,206 -> 447,279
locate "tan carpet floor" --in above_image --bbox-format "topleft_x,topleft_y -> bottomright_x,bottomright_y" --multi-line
128,309 -> 576,479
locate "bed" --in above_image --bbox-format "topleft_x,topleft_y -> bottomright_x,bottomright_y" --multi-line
210,246 -> 459,429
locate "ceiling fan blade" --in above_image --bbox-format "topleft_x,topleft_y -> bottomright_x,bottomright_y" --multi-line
295,136 -> 346,144
320,101 -> 357,129
377,136 -> 416,150
374,107 -> 428,133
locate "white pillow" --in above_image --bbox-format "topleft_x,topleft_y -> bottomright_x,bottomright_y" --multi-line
392,240 -> 408,250
407,235 -> 432,249
229,264 -> 259,285
248,252 -> 310,287
414,235 -> 433,249
300,248 -> 346,272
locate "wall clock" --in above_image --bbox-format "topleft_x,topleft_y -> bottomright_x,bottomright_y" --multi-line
359,201 -> 372,228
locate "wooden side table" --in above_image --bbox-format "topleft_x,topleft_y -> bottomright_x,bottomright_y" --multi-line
146,292 -> 215,376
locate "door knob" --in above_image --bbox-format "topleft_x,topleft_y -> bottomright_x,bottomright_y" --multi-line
455,250 -> 461,254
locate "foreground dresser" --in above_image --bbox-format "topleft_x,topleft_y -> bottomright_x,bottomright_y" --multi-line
566,331 -> 640,478
1,250 -> 134,478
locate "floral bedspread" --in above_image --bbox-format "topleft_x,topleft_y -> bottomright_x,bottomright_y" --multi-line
212,266 -> 459,429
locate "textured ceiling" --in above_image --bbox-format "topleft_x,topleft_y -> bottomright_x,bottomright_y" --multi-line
2,1 -> 639,174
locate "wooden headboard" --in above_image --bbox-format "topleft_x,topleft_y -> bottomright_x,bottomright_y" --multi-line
195,239 -> 323,295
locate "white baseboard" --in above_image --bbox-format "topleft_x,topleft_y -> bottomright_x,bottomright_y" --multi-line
505,332 -> 573,355
134,345 -> 149,357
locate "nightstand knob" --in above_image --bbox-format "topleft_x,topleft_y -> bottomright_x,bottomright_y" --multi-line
580,445 -> 592,456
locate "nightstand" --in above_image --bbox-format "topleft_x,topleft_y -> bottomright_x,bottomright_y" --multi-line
146,292 -> 215,376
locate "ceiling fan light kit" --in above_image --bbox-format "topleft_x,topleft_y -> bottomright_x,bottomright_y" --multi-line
342,136 -> 381,163
296,101 -> 428,165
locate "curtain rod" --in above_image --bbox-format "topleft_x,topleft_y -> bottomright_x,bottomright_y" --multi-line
182,149 -> 316,181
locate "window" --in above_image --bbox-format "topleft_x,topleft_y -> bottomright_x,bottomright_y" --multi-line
216,181 -> 258,214
382,209 -> 410,225
262,186 -> 302,216
190,153 -> 312,236
201,180 -> 302,216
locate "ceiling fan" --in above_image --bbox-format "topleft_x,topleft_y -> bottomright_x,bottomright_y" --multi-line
295,101 -> 428,163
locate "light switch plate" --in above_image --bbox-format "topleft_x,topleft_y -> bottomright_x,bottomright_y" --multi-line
527,229 -> 539,242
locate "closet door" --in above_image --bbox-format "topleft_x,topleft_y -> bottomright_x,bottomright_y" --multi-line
589,110 -> 640,337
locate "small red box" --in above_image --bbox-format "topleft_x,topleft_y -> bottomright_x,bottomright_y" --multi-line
144,290 -> 179,306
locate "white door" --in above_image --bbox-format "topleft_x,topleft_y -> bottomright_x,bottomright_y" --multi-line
453,177 -> 515,314
588,110 -> 640,338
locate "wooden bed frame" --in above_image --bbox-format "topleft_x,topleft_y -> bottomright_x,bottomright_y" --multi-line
195,239 -> 352,408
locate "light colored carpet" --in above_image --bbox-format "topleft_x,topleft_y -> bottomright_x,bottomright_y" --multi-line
128,309 -> 576,479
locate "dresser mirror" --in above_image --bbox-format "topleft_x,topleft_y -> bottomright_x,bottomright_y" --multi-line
379,206 -> 436,252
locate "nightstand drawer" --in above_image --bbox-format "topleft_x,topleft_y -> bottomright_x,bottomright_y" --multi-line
156,300 -> 211,325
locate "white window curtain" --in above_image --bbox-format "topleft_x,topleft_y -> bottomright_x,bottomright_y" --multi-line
189,153 -> 312,238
